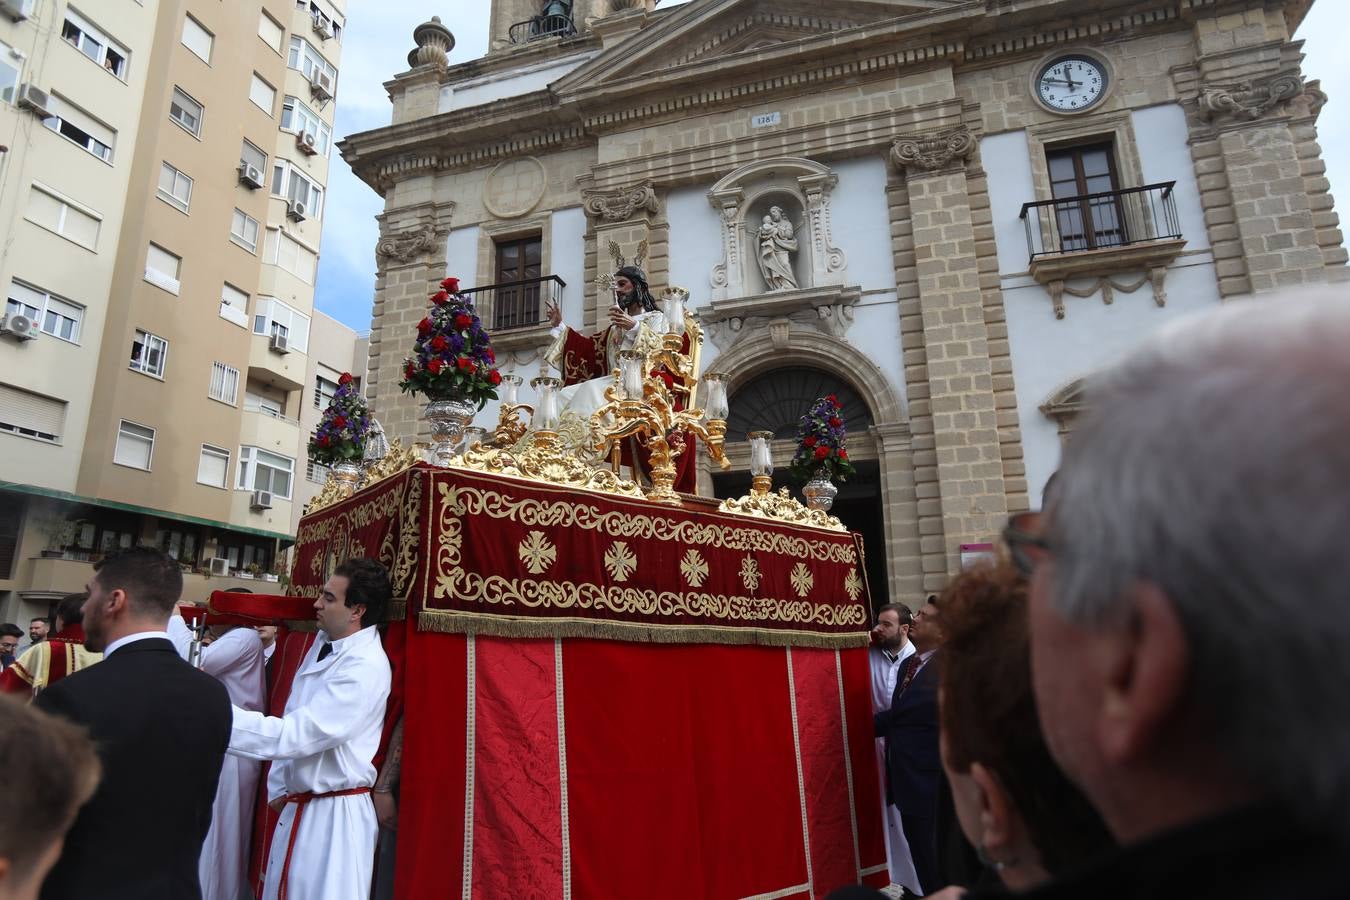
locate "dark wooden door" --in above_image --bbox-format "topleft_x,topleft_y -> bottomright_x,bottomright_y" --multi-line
494,237 -> 542,329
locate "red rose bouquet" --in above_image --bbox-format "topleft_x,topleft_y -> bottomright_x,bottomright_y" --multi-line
789,394 -> 857,483
308,372 -> 371,465
398,277 -> 501,408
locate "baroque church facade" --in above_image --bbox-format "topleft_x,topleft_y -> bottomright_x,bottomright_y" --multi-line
341,0 -> 1343,604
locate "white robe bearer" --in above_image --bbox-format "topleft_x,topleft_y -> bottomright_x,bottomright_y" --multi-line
229,625 -> 391,900
870,642 -> 921,897
196,627 -> 266,900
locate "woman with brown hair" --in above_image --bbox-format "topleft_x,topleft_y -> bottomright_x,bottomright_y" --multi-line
935,562 -> 1113,894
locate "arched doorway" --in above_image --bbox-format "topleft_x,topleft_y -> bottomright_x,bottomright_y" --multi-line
714,366 -> 890,606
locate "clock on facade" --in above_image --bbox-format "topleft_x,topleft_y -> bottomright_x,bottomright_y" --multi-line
1035,55 -> 1109,112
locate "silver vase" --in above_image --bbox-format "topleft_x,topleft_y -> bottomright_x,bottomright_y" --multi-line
331,461 -> 362,497
802,467 -> 838,512
424,396 -> 477,466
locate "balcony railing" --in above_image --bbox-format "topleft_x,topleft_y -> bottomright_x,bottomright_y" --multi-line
1020,182 -> 1182,262
462,275 -> 566,332
508,14 -> 575,44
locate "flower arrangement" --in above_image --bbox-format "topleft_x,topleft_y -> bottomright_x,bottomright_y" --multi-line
308,372 -> 371,465
789,394 -> 857,484
398,277 -> 501,408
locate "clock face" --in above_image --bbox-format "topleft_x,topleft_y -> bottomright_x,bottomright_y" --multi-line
1036,56 -> 1108,112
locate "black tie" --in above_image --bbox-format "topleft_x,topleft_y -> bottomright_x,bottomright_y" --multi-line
316,641 -> 333,662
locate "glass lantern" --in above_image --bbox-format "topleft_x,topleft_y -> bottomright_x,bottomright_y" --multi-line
749,429 -> 774,493
500,373 -> 522,407
661,291 -> 687,336
701,372 -> 729,421
618,350 -> 645,400
530,376 -> 561,431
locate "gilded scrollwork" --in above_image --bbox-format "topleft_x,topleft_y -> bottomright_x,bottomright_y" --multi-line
431,568 -> 869,629
718,486 -> 846,532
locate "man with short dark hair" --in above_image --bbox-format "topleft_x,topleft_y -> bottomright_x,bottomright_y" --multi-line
869,602 -> 919,893
875,595 -> 945,896
229,558 -> 393,900
35,546 -> 232,900
0,624 -> 21,669
28,617 -> 49,646
1,594 -> 101,695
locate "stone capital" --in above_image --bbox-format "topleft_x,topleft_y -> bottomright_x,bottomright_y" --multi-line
581,182 -> 661,224
375,202 -> 454,266
1198,71 -> 1321,124
889,127 -> 977,174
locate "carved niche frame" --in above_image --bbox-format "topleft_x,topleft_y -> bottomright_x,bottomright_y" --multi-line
707,157 -> 848,302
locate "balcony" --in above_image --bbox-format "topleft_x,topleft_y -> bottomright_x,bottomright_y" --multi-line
1019,182 -> 1186,319
247,332 -> 307,392
508,13 -> 575,44
463,275 -> 565,353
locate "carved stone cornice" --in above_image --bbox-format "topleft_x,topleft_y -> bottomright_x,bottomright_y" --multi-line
890,127 -> 977,174
581,183 -> 661,223
696,284 -> 862,353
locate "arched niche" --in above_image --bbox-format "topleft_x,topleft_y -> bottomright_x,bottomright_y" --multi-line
707,157 -> 847,301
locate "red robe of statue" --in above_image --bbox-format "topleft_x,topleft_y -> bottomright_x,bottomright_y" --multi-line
555,324 -> 697,494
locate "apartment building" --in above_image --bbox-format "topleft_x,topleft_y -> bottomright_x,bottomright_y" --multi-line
0,0 -> 352,625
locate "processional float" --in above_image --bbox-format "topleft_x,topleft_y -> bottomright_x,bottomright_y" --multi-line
206,271 -> 889,899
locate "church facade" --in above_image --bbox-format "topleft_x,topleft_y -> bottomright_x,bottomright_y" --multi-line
341,0 -> 1342,603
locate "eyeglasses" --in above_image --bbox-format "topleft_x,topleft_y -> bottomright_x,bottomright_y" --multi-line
1002,510 -> 1051,576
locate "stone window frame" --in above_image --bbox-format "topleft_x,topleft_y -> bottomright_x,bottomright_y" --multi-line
1023,110 -> 1147,214
474,214 -> 552,331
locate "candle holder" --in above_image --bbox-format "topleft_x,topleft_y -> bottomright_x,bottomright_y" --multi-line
748,430 -> 774,495
493,374 -> 531,447
530,376 -> 561,432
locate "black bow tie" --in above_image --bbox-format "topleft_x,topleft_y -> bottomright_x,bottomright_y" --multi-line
316,641 -> 333,662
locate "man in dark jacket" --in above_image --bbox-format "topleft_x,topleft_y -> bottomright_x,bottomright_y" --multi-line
875,595 -> 944,896
37,546 -> 231,900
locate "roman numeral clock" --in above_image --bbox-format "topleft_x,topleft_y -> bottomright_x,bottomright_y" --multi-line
1034,54 -> 1110,113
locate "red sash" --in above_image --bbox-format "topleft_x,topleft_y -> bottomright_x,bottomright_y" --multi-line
276,786 -> 372,900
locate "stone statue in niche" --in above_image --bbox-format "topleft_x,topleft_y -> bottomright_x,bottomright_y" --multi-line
756,206 -> 798,291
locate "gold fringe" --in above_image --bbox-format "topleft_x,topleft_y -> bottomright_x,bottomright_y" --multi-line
416,609 -> 871,649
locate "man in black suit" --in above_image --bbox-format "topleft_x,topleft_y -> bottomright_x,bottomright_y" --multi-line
875,595 -> 944,896
36,546 -> 232,900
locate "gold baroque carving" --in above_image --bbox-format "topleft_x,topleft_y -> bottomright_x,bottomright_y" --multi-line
582,183 -> 661,223
437,483 -> 857,563
890,128 -> 977,172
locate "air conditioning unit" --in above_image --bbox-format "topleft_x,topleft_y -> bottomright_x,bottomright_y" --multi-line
310,71 -> 334,102
209,557 -> 230,577
311,13 -> 333,40
296,131 -> 318,155
250,490 -> 273,510
0,0 -> 35,22
237,162 -> 264,189
286,200 -> 307,222
0,313 -> 38,341
15,83 -> 51,118
269,333 -> 289,354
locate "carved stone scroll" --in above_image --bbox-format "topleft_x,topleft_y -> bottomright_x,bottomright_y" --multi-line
890,127 -> 977,173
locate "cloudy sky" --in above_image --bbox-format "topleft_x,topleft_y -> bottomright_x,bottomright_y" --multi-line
314,1 -> 1350,331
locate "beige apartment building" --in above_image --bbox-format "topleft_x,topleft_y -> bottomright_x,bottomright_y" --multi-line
344,0 -> 1343,605
0,0 -> 356,625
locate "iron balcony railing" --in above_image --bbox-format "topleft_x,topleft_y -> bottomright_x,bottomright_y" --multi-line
1020,181 -> 1182,261
462,275 -> 566,332
508,14 -> 575,44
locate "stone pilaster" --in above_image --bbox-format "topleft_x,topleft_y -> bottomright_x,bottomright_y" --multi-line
1179,19 -> 1336,293
870,422 -> 923,604
579,180 -> 667,329
368,197 -> 454,446
891,127 -> 1008,579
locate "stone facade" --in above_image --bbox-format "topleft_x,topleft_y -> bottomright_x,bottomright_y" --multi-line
341,0 -> 1343,602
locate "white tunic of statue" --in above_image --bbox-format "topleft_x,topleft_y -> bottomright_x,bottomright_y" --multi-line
869,641 -> 922,895
546,311 -> 666,423
228,625 -> 391,900
196,627 -> 266,900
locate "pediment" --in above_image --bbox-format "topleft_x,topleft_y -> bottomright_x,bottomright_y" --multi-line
552,0 -> 967,95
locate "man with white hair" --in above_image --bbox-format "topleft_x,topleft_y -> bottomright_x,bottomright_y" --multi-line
1001,291 -> 1348,899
